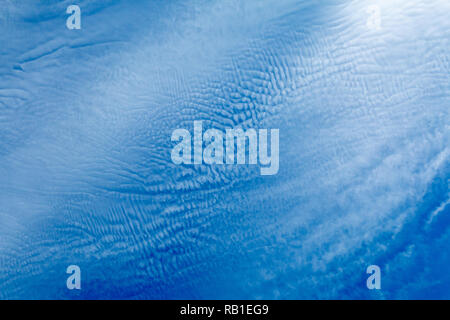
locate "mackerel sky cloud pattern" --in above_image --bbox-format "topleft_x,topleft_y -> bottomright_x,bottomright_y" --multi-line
0,0 -> 449,299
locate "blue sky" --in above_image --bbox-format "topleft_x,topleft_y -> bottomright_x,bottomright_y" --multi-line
0,0 -> 449,299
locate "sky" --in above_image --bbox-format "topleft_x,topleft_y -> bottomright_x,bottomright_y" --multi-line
0,0 -> 449,299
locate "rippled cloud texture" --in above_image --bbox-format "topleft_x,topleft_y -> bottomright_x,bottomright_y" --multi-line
0,0 -> 449,299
